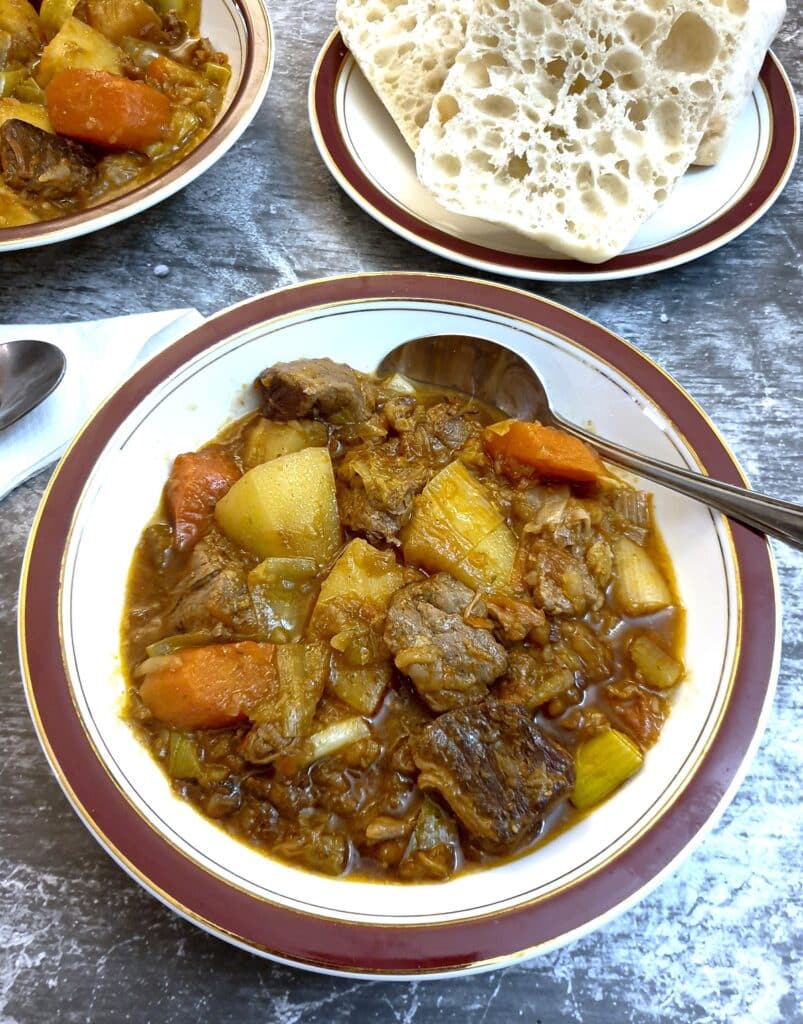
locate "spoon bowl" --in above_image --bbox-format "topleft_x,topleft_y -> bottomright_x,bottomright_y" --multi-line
378,333 -> 803,549
0,339 -> 66,431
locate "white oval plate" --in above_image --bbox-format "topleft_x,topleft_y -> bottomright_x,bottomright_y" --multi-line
310,33 -> 799,282
0,0 -> 273,252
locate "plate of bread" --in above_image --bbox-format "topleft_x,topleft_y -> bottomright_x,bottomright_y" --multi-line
310,0 -> 798,281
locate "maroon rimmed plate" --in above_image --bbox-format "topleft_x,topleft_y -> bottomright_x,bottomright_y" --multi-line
0,0 -> 273,253
309,33 -> 799,282
19,274 -> 780,977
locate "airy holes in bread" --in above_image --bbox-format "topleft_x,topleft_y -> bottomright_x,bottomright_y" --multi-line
435,94 -> 460,124
624,12 -> 656,44
475,94 -> 517,118
654,99 -> 683,144
599,172 -> 629,205
434,153 -> 461,176
657,13 -> 719,73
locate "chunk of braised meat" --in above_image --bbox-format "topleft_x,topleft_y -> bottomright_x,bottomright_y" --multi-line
271,830 -> 350,876
412,700 -> 575,855
384,574 -> 508,712
163,531 -> 256,637
337,448 -> 431,544
0,119 -> 96,201
605,680 -> 668,749
259,358 -> 374,423
495,645 -> 576,712
337,397 -> 484,543
240,722 -> 299,764
522,540 -> 603,616
484,594 -> 548,645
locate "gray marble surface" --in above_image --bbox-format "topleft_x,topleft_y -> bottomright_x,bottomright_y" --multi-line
0,4 -> 801,1022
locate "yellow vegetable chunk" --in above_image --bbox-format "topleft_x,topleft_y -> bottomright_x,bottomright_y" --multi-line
85,0 -> 160,43
0,182 -> 40,226
402,461 -> 515,589
36,16 -> 123,87
0,98 -> 52,132
214,446 -> 341,563
311,538 -> 404,636
242,417 -> 328,470
571,729 -> 644,810
629,635 -> 684,690
38,0 -> 79,36
328,658 -> 391,715
612,536 -> 672,615
0,0 -> 42,62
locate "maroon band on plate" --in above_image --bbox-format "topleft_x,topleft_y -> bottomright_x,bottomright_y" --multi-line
20,274 -> 778,975
311,37 -> 798,281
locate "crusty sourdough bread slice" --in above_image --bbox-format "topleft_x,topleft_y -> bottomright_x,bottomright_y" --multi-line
694,0 -> 785,165
336,0 -> 472,151
417,0 -> 749,263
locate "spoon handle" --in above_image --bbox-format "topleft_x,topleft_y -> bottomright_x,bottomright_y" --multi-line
554,417 -> 803,550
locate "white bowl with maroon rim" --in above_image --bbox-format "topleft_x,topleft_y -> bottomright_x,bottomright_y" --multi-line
309,34 -> 799,283
19,273 -> 780,977
0,0 -> 273,253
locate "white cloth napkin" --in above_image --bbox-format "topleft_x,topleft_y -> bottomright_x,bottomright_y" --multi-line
0,307 -> 204,501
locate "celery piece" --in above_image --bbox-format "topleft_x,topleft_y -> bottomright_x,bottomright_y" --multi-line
305,717 -> 370,765
0,68 -> 25,97
120,34 -> 161,68
12,76 -> 45,103
145,631 -> 216,658
166,731 -> 201,780
571,729 -> 644,810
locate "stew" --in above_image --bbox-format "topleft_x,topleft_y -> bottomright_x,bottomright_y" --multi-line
0,0 -> 230,225
122,358 -> 685,882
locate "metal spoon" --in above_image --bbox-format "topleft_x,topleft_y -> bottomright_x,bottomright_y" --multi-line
377,334 -> 803,549
0,339 -> 66,431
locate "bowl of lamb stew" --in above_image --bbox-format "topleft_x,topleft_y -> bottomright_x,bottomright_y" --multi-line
124,356 -> 685,881
24,276 -> 777,974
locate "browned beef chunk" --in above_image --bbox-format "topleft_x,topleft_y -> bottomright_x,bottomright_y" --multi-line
412,700 -> 575,854
337,447 -> 431,544
384,574 -> 508,712
163,531 -> 256,637
336,397 -> 483,543
524,540 -> 602,616
0,120 -> 96,201
259,358 -> 373,423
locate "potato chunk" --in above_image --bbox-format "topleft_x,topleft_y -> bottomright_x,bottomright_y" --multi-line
36,16 -> 123,87
310,538 -> 404,635
215,446 -> 341,563
0,0 -> 42,63
402,461 -> 516,589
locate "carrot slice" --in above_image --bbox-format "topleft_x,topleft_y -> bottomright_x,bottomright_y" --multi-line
45,69 -> 170,150
165,447 -> 241,551
483,420 -> 605,483
138,642 -> 278,730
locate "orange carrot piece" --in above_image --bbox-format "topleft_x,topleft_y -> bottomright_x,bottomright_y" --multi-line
45,69 -> 170,150
139,642 -> 278,730
483,420 -> 605,483
165,447 -> 241,551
